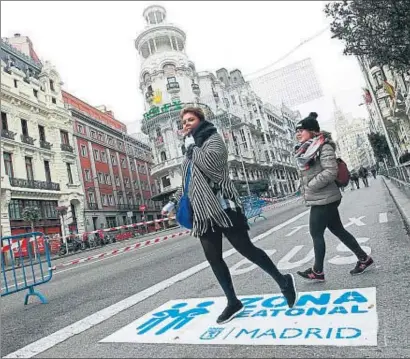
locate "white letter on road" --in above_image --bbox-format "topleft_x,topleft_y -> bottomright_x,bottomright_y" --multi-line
277,245 -> 315,270
328,237 -> 371,265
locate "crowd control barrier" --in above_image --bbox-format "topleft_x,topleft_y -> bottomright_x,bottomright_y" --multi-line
1,232 -> 53,305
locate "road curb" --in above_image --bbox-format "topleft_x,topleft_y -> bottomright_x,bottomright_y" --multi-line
382,176 -> 410,234
53,230 -> 191,270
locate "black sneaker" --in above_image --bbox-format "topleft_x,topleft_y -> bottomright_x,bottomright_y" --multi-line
216,300 -> 244,324
350,256 -> 374,275
281,274 -> 298,308
297,268 -> 325,282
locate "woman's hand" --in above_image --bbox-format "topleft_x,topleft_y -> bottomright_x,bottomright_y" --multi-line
161,201 -> 175,216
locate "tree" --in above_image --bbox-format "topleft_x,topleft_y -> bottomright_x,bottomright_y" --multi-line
324,0 -> 410,73
368,132 -> 391,162
22,206 -> 41,258
22,206 -> 41,234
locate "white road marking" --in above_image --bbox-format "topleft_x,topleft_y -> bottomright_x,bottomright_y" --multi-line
4,209 -> 309,358
379,212 -> 388,223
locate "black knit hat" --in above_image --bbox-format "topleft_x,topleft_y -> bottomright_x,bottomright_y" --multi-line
296,112 -> 320,132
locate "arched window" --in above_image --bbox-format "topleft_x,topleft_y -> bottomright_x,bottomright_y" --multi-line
160,151 -> 167,161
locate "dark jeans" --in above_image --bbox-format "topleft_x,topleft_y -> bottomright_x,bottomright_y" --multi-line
199,209 -> 286,305
361,177 -> 369,187
309,200 -> 368,273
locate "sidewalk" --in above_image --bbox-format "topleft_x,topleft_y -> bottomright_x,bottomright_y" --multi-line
382,176 -> 410,232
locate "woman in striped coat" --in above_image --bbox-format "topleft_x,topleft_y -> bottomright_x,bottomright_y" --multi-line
162,106 -> 297,324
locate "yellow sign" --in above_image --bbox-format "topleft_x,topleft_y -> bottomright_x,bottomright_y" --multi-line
153,89 -> 162,104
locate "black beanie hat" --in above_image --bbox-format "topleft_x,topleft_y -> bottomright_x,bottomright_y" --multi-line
295,112 -> 320,132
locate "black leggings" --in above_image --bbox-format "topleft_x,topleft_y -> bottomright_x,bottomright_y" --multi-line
310,200 -> 368,273
200,211 -> 286,305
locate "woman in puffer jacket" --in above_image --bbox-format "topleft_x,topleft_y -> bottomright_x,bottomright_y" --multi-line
294,112 -> 374,281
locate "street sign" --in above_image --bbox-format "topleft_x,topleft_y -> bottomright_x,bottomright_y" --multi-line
139,204 -> 147,211
127,211 -> 133,218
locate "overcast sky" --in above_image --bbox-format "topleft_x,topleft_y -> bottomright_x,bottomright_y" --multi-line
1,1 -> 368,135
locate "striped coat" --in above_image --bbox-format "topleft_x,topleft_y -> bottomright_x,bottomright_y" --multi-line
173,132 -> 242,237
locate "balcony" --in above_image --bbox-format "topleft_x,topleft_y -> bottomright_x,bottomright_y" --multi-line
40,140 -> 52,150
117,203 -> 133,210
166,82 -> 180,94
61,143 -> 74,153
88,203 -> 98,210
21,134 -> 35,145
151,156 -> 184,176
10,177 -> 60,191
1,129 -> 16,140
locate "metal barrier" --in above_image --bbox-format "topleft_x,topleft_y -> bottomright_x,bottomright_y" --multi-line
380,161 -> 410,197
1,232 -> 53,305
241,197 -> 267,223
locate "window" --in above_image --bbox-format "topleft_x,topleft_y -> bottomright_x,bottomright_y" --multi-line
14,79 -> 18,88
128,196 -> 133,205
60,130 -> 69,145
33,89 -> 38,98
80,145 -> 87,157
50,79 -> 55,92
101,151 -> 107,163
84,169 -> 91,182
121,158 -> 127,168
44,161 -> 51,182
105,174 -> 111,185
101,194 -> 108,206
115,176 -> 120,186
1,112 -> 7,130
161,175 -> 171,188
94,149 -> 100,161
3,152 -> 14,178
134,180 -> 139,189
77,124 -> 84,134
88,192 -> 95,204
107,136 -> 113,145
21,119 -> 28,136
98,172 -> 104,184
106,216 -> 116,227
111,155 -> 117,165
52,97 -> 56,104
124,178 -> 130,188
108,194 -> 114,206
223,98 -> 230,108
118,141 -> 124,150
38,125 -> 46,141
167,76 -> 177,84
25,157 -> 34,181
231,95 -> 237,105
130,162 -> 135,171
98,132 -> 104,142
66,163 -> 73,184
90,130 -> 96,139
160,151 -> 167,161
256,119 -> 261,128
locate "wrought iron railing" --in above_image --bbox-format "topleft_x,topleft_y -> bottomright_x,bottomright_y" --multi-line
21,134 -> 35,145
10,177 -> 60,191
40,140 -> 52,150
61,143 -> 74,152
1,129 -> 16,140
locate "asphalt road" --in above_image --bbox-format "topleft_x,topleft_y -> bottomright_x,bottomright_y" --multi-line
1,177 -> 409,358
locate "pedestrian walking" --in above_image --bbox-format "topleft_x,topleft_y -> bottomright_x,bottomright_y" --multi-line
371,168 -> 377,179
294,112 -> 374,281
161,106 -> 297,324
358,166 -> 369,187
350,171 -> 360,189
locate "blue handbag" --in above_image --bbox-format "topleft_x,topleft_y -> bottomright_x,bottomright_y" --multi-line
176,163 -> 193,229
